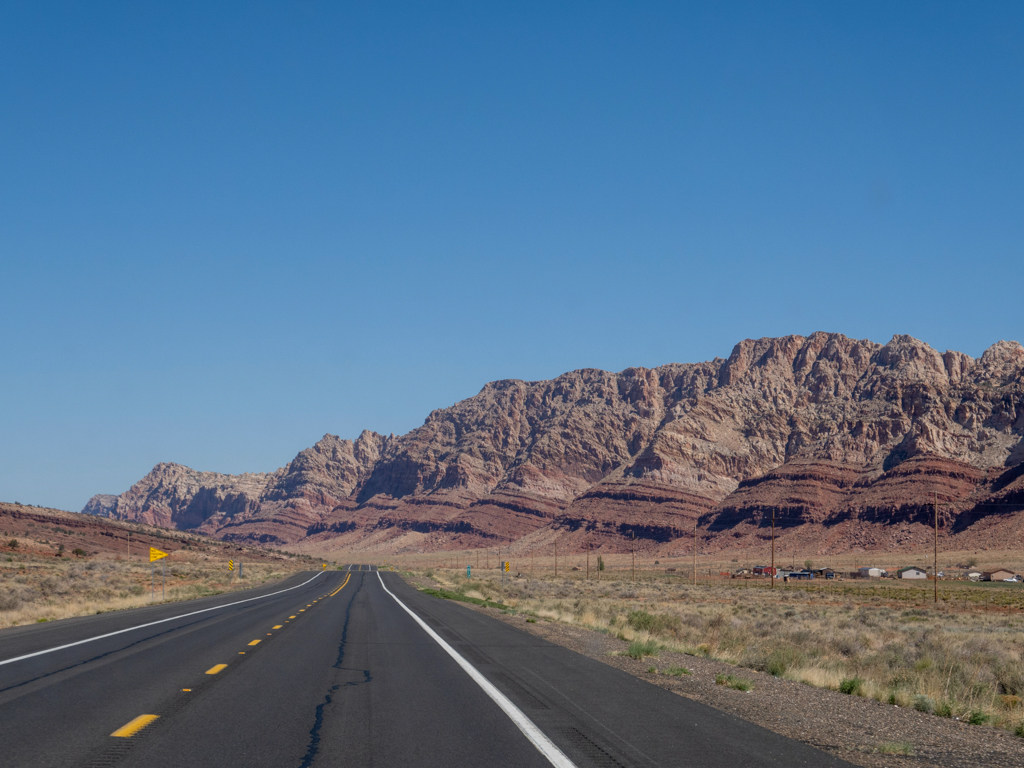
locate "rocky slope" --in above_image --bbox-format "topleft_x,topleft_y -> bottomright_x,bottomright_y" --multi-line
83,333 -> 1024,553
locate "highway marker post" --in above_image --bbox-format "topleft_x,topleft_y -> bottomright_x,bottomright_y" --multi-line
466,565 -> 471,578
150,548 -> 168,601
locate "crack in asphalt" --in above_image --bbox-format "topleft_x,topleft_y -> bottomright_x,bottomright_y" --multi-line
299,575 -> 372,768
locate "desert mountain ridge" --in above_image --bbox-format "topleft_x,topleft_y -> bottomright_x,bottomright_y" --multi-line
82,332 -> 1024,555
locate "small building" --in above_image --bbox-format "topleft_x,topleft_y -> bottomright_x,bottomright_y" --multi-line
967,571 -> 983,581
858,566 -> 886,579
753,565 -> 777,576
811,568 -> 838,580
788,570 -> 814,580
897,567 -> 928,580
982,569 -> 1017,582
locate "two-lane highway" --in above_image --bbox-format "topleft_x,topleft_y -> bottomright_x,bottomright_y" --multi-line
0,568 -> 856,767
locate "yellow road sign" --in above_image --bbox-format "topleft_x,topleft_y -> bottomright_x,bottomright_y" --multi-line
228,559 -> 234,571
504,561 -> 510,572
323,563 -> 327,570
149,547 -> 168,562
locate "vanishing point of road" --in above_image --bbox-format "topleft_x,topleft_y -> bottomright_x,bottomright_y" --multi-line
0,567 -> 856,767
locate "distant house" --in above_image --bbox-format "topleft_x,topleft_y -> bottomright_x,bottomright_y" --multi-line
811,568 -> 838,580
967,571 -> 983,581
788,570 -> 814,580
858,567 -> 886,579
897,567 -> 927,580
982,569 -> 1017,582
753,565 -> 776,576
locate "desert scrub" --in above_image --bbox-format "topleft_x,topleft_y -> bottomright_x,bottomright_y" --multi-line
0,558 -> 301,628
626,609 -> 681,636
407,568 -> 1024,739
913,695 -> 935,713
627,639 -> 660,660
839,677 -> 865,696
877,742 -> 914,755
421,587 -> 505,609
716,674 -> 753,692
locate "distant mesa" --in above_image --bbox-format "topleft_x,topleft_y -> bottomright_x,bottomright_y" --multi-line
82,333 -> 1024,554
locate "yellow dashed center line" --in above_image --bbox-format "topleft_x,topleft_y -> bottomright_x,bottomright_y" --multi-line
328,573 -> 351,596
181,574 -> 356,721
111,714 -> 159,738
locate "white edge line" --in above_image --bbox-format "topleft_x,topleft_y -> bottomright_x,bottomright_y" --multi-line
376,571 -> 577,768
0,571 -> 325,667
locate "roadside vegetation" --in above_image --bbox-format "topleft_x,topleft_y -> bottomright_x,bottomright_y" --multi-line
0,503 -> 319,629
0,555 -> 307,628
0,552 -> 313,630
420,586 -> 506,609
415,567 -> 1024,739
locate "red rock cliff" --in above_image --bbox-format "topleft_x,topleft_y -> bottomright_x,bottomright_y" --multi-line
82,333 -> 1024,551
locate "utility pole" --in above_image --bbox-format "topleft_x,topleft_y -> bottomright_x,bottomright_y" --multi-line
127,530 -> 130,559
934,491 -> 939,604
554,540 -> 557,577
771,509 -> 776,590
587,543 -> 590,580
693,521 -> 697,587
631,532 -> 635,582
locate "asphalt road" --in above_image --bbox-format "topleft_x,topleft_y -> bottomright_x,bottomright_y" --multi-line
0,566 -> 857,768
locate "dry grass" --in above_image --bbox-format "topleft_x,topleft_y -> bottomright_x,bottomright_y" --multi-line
0,556 -> 304,628
414,567 -> 1024,738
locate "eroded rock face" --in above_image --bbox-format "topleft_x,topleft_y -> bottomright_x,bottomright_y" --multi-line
83,463 -> 275,531
82,333 -> 1024,551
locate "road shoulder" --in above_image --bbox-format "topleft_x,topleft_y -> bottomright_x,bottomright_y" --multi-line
408,580 -> 1024,768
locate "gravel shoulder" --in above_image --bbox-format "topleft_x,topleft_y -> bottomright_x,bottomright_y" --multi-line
429,589 -> 1024,768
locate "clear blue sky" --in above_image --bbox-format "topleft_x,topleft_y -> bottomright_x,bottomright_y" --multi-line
2,2 -> 1022,511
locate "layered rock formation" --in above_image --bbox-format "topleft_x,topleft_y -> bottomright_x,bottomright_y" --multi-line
83,333 -> 1024,553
